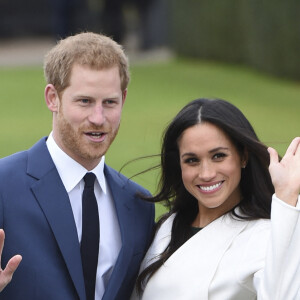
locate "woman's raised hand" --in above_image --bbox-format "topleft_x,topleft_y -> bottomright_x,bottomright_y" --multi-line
268,137 -> 300,206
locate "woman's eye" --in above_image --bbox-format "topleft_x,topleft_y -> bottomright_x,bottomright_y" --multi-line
213,153 -> 226,160
184,157 -> 198,164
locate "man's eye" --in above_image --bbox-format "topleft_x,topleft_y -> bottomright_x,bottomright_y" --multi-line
81,99 -> 89,104
105,99 -> 116,105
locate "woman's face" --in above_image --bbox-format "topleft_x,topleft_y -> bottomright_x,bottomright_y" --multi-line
178,122 -> 245,224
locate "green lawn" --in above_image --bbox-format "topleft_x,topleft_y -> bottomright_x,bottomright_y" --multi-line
1,58 -> 299,218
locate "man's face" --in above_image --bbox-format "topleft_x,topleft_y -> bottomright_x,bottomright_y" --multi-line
46,64 -> 126,170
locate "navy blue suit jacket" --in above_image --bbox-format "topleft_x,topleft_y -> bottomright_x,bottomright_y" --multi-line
0,138 -> 155,300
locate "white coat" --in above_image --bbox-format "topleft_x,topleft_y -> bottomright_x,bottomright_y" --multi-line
133,195 -> 300,300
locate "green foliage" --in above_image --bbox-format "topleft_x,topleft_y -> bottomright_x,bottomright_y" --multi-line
170,0 -> 243,62
169,0 -> 300,80
0,60 -> 299,218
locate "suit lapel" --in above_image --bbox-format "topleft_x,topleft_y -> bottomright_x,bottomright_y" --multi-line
102,166 -> 136,299
27,138 -> 86,300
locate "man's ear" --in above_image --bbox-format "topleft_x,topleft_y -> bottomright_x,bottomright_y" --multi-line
45,84 -> 60,112
122,89 -> 127,106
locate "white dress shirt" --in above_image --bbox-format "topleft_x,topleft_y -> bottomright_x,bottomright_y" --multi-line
46,132 -> 122,299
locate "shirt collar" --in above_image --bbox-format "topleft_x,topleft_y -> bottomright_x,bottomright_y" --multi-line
46,132 -> 107,194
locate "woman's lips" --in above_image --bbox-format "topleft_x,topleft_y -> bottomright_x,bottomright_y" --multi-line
197,181 -> 224,194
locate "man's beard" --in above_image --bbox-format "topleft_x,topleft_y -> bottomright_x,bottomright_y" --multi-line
56,111 -> 119,164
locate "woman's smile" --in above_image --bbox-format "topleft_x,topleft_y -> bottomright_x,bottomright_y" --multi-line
197,181 -> 224,194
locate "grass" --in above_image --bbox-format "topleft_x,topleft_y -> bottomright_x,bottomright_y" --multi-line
1,58 -> 299,218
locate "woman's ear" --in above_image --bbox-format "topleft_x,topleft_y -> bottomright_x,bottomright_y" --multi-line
45,84 -> 60,112
241,149 -> 249,168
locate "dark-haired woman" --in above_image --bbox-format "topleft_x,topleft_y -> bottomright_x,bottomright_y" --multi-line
132,98 -> 300,299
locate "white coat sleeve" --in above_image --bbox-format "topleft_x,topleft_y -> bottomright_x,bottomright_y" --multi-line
255,194 -> 300,299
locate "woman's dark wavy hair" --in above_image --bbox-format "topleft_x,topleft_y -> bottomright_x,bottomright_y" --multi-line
136,98 -> 274,293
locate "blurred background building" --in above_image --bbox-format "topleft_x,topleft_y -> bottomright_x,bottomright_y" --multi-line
0,0 -> 169,51
0,0 -> 299,80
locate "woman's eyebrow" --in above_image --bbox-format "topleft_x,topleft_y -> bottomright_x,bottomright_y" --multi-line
181,152 -> 196,158
209,147 -> 229,153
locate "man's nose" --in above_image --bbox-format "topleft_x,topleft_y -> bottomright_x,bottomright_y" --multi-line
88,105 -> 105,126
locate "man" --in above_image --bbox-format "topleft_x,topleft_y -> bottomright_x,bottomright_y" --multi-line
0,32 -> 155,300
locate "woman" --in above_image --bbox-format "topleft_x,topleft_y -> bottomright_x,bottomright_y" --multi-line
132,98 -> 300,299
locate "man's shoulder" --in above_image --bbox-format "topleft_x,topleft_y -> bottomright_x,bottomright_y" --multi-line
0,149 -> 28,169
0,137 -> 48,173
104,164 -> 151,196
0,150 -> 30,191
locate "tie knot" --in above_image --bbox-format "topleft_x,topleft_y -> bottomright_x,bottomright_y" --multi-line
84,172 -> 96,188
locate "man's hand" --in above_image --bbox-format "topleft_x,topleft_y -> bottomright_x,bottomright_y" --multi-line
0,229 -> 22,292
